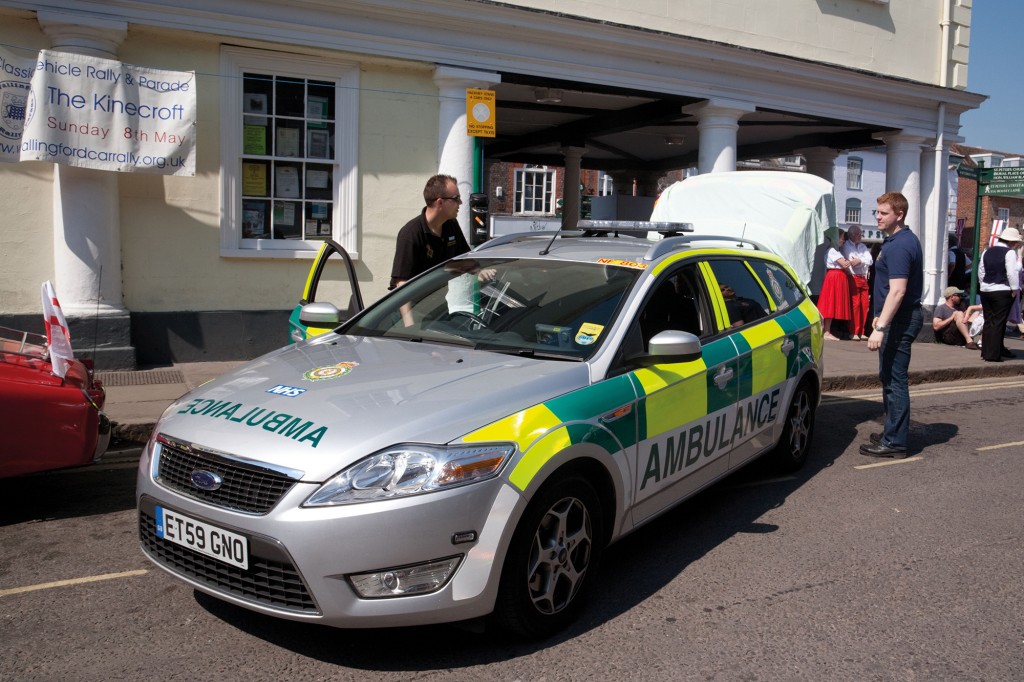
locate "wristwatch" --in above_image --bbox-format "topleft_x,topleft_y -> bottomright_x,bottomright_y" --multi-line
874,324 -> 887,332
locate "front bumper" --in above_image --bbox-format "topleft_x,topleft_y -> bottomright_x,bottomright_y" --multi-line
136,447 -> 524,628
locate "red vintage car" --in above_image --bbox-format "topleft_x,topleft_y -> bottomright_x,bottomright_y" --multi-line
0,326 -> 110,478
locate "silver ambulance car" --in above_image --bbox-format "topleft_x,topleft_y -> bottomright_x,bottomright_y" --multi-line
137,225 -> 824,638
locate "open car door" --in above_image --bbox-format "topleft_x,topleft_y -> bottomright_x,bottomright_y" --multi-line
288,239 -> 365,343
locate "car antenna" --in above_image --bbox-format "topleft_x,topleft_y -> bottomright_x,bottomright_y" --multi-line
539,227 -> 561,255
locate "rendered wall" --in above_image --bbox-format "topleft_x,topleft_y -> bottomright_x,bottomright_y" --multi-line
0,13 -> 443,320
502,0 -> 969,88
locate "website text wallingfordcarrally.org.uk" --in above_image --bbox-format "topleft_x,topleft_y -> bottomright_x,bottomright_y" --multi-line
14,138 -> 185,169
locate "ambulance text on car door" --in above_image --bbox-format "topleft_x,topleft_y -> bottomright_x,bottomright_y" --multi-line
626,264 -> 739,526
705,258 -> 790,470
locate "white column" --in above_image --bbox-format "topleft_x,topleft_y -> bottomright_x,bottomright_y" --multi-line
875,131 -> 929,236
433,66 -> 500,239
682,98 -> 755,174
920,141 -> 950,307
560,146 -> 586,230
38,11 -> 134,368
798,146 -> 838,184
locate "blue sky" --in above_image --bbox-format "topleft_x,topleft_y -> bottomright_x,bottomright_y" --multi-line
957,1 -> 1024,154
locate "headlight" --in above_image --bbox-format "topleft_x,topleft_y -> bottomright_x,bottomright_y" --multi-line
304,442 -> 515,506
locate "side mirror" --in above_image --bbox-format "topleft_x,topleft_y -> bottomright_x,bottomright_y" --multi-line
299,301 -> 343,327
633,330 -> 702,366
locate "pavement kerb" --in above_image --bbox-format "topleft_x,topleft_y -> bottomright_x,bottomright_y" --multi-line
107,361 -> 1024,447
822,362 -> 1024,392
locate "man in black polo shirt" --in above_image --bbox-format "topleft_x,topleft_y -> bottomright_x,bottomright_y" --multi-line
390,174 -> 470,290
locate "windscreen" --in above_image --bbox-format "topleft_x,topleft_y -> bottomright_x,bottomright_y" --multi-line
346,257 -> 641,360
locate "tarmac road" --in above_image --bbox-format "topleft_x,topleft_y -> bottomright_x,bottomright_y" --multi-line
2,375 -> 1022,681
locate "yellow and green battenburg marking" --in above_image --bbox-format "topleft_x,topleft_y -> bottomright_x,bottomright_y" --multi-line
463,302 -> 820,491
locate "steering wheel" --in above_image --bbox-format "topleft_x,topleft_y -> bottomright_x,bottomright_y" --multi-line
443,310 -> 490,331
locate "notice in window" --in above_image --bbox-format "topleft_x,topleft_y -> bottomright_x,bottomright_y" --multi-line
242,163 -> 267,196
243,201 -> 266,237
276,127 -> 300,157
307,95 -> 328,126
276,167 -> 300,198
243,125 -> 266,155
306,170 -> 329,189
274,202 -> 296,226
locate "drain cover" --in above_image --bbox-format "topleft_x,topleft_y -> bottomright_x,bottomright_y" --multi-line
96,369 -> 186,386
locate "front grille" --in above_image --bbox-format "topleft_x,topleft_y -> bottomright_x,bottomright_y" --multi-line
157,441 -> 298,514
139,509 -> 318,614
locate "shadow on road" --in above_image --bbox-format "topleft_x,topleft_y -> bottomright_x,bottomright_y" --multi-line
0,463 -> 138,526
188,394 -> 949,670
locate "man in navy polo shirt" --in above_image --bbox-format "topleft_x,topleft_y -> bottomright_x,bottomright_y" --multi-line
861,191 -> 923,459
390,174 -> 470,290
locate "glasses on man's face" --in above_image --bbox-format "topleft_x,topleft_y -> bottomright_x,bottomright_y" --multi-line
441,195 -> 462,204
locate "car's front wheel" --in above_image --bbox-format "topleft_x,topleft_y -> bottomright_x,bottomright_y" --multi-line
770,378 -> 816,472
494,474 -> 604,639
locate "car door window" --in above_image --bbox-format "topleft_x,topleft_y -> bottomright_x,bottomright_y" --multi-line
621,264 -> 739,526
746,259 -> 805,311
706,259 -> 771,329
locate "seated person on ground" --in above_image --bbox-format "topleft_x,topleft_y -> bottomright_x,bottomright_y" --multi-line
933,286 -> 981,349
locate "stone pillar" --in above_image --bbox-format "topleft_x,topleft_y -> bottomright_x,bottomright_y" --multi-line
560,146 -> 586,230
433,66 -> 500,239
38,11 -> 134,369
798,146 -> 838,184
875,131 -> 929,236
920,141 -> 950,307
682,98 -> 755,174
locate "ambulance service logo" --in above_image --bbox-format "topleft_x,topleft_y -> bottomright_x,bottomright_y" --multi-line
303,361 -> 359,382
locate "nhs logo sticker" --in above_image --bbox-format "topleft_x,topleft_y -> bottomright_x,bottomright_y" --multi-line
266,384 -> 307,398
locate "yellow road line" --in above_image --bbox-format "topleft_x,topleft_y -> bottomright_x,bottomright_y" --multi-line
0,569 -> 148,598
854,456 -> 923,470
825,379 -> 1024,404
976,441 -> 1024,452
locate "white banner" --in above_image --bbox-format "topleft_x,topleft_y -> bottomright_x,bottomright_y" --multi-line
0,48 -> 34,163
3,48 -> 196,176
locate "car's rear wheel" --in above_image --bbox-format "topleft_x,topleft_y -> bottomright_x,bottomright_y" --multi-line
770,379 -> 816,472
494,474 -> 604,639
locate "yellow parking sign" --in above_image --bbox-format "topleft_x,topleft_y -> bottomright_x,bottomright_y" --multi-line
466,88 -> 495,138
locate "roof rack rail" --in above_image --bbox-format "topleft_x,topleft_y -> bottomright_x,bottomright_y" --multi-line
641,234 -> 769,261
473,231 -> 561,252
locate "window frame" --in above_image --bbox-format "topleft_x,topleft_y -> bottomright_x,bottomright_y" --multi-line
847,156 -> 863,191
220,47 -> 359,259
845,198 -> 862,224
514,166 -> 556,215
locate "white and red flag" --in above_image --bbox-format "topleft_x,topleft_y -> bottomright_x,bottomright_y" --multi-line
989,219 -> 1007,248
41,280 -> 74,379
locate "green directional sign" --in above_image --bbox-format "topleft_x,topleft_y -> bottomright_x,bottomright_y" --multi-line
957,163 -> 978,180
981,181 -> 1024,196
979,166 -> 1024,183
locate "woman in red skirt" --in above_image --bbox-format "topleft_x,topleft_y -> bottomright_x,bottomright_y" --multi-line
817,229 -> 853,340
842,224 -> 873,339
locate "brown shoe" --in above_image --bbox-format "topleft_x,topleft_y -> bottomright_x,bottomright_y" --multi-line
965,342 -> 979,350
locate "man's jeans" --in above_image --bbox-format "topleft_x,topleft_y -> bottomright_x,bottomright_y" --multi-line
878,307 -> 923,450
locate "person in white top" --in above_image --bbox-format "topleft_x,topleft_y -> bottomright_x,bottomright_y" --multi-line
841,224 -> 873,340
978,226 -> 1023,361
816,229 -> 853,340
